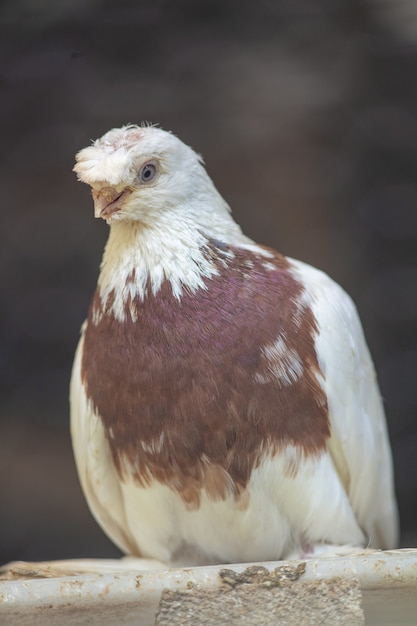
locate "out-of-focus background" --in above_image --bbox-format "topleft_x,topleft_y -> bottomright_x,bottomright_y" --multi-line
1,0 -> 417,564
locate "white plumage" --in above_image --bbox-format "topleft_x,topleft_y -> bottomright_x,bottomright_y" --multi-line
70,125 -> 398,566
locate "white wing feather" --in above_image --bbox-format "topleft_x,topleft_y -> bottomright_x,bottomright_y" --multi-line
70,330 -> 138,555
291,258 -> 399,549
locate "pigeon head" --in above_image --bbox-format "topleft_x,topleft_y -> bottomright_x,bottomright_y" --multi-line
73,124 -> 251,303
73,125 -> 231,228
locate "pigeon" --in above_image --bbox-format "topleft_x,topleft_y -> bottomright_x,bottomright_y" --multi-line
70,124 -> 398,566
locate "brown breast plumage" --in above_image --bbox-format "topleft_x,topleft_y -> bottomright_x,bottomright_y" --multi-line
81,242 -> 330,508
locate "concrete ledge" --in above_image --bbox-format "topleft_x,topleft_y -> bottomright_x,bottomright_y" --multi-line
1,549 -> 416,625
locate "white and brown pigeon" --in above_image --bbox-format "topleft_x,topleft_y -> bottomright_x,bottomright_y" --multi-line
70,124 -> 398,567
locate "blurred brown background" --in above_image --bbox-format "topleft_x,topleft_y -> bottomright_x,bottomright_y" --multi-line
1,1 -> 417,564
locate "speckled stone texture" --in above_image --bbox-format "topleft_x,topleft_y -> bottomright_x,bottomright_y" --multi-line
156,574 -> 364,625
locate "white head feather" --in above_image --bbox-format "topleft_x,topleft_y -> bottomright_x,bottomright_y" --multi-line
74,125 -> 242,232
74,125 -> 253,310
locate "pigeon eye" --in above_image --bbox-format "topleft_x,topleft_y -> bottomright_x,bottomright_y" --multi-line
139,161 -> 157,183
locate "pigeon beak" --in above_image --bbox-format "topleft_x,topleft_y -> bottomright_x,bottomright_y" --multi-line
92,187 -> 132,219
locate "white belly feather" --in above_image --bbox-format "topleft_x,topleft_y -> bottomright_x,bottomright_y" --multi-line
71,333 -> 367,566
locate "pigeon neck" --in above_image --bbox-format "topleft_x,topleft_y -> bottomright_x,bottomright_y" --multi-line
96,217 -> 244,319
